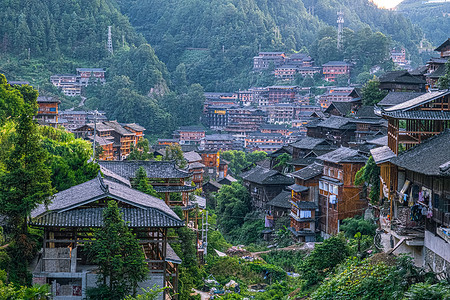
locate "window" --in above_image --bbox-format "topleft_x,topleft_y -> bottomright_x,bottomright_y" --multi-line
300,210 -> 312,218
333,185 -> 339,195
319,181 -> 324,190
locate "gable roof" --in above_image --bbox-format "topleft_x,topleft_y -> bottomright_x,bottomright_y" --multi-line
316,116 -> 355,130
370,146 -> 396,164
323,61 -> 350,66
184,151 -> 202,163
379,70 -> 426,85
240,166 -> 294,185
435,38 -> 450,52
99,160 -> 192,179
384,90 -> 450,112
267,191 -> 292,209
124,123 -> 146,132
389,129 -> 450,176
290,137 -> 329,150
290,162 -> 323,180
31,176 -> 183,227
317,147 -> 367,164
324,102 -> 353,116
378,92 -> 426,107
354,106 -> 379,119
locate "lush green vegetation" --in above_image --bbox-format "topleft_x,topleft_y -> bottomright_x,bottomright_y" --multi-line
119,0 -> 423,91
220,150 -> 267,176
87,201 -> 149,299
0,74 -> 98,286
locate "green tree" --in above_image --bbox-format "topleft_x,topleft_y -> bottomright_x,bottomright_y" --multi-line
340,216 -> 377,239
87,201 -> 149,299
361,78 -> 388,106
216,182 -> 251,238
354,156 -> 380,204
134,167 -> 159,198
438,60 -> 450,90
273,153 -> 292,173
164,144 -> 186,168
128,139 -> 154,161
0,83 -> 54,284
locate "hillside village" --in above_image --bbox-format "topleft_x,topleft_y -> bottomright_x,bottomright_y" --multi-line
1,0 -> 450,299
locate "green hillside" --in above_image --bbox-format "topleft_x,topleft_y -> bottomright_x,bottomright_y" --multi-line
119,0 -> 423,91
396,0 -> 450,47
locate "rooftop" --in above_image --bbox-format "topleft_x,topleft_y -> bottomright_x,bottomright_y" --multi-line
389,129 -> 450,176
241,165 -> 294,185
267,191 -> 292,209
384,90 -> 450,112
99,160 -> 192,179
379,70 -> 426,85
370,146 -> 396,164
317,147 -> 367,164
322,61 -> 350,66
37,96 -> 61,104
184,151 -> 202,163
378,92 -> 426,107
31,175 -> 183,228
290,137 -> 328,150
290,162 -> 323,180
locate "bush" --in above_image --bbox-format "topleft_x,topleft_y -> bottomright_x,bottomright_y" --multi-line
340,217 -> 377,238
404,282 -> 450,300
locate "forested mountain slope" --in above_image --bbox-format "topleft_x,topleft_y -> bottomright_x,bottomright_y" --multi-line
396,0 -> 450,47
118,0 -> 423,91
0,0 -> 204,137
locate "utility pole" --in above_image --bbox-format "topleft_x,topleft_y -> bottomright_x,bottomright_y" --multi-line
107,26 -> 113,55
337,10 -> 344,50
92,110 -> 98,160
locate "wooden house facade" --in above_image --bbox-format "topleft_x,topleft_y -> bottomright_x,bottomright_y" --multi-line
241,166 -> 294,211
316,148 -> 368,237
30,175 -> 183,300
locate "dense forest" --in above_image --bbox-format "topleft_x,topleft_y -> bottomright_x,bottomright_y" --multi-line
397,0 -> 450,48
118,0 -> 423,91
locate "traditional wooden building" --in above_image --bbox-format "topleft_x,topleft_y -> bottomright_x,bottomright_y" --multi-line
288,162 -> 323,242
173,126 -> 206,144
76,68 -> 106,86
377,90 -> 450,154
379,70 -> 427,92
30,174 -> 183,299
241,166 -> 294,210
99,161 -> 196,220
36,96 -> 60,127
289,137 -> 336,171
75,121 -> 145,160
316,147 -> 368,237
372,130 -> 450,269
253,52 -> 286,70
377,92 -> 426,110
306,115 -> 357,147
267,86 -> 298,105
322,61 -> 351,82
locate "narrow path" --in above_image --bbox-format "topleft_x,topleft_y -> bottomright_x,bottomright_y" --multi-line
192,288 -> 210,300
251,242 -> 316,257
78,96 -> 86,107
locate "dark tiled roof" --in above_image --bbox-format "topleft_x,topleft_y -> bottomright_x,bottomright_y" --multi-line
378,92 -> 426,107
104,121 -> 134,136
323,61 -> 350,66
409,65 -> 428,76
381,111 -> 450,120
384,90 -> 450,112
188,162 -> 206,169
31,176 -> 183,227
30,207 -> 183,228
354,106 -> 378,119
260,124 -> 287,130
390,129 -> 450,176
290,137 -> 328,150
318,147 -> 367,164
288,184 -> 309,193
184,151 -> 202,163
367,135 -> 388,146
37,96 -> 61,103
435,38 -> 450,52
204,134 -> 234,141
100,165 -> 131,187
316,116 -> 355,130
99,161 -> 192,179
290,162 -> 323,180
427,64 -> 447,78
166,244 -> 182,264
370,146 -> 396,164
153,185 -> 196,193
324,102 -> 352,116
267,191 -> 292,209
294,201 -> 318,210
379,70 -> 426,84
241,166 -> 294,185
124,123 -> 146,132
289,157 -> 319,167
